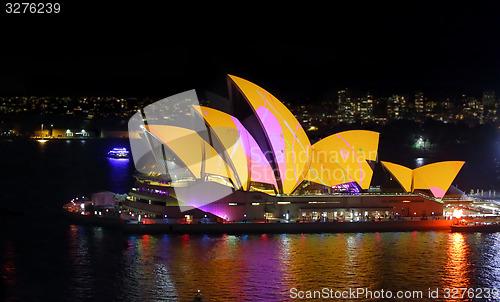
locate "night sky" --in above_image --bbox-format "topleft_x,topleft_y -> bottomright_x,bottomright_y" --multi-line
1,2 -> 500,101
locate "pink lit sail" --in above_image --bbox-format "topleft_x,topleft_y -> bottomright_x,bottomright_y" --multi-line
231,116 -> 278,189
429,187 -> 447,199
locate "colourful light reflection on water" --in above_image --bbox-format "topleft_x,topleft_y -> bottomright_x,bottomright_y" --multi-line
444,232 -> 471,289
106,157 -> 132,193
1,240 -> 17,290
10,228 -> 500,301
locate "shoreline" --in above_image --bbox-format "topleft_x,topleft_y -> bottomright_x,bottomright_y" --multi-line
63,212 -> 453,234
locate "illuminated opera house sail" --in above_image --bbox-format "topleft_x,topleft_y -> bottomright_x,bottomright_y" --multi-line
124,75 -> 465,222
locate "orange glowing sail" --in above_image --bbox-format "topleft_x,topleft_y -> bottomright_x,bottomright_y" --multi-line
381,161 -> 413,192
305,130 -> 379,189
381,161 -> 465,198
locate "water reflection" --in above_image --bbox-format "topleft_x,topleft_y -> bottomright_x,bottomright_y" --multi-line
443,232 -> 471,289
1,240 -> 17,301
107,157 -> 132,193
56,229 -> 500,301
415,157 -> 425,167
67,224 -> 93,300
477,233 -> 500,289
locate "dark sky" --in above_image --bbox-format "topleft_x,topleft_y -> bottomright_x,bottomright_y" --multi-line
1,1 -> 500,101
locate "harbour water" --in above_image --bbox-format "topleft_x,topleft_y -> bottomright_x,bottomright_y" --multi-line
4,227 -> 500,301
1,138 -> 500,301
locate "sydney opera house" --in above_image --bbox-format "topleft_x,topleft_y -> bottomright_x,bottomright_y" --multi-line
123,75 -> 465,223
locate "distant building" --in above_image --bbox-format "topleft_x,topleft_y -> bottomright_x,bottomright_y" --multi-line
33,129 -> 50,138
337,89 -> 356,122
359,92 -> 374,122
483,90 -> 497,122
388,94 -> 409,119
414,91 -> 424,114
459,94 -> 482,124
52,129 -> 72,138
47,128 -> 96,138
483,90 -> 496,107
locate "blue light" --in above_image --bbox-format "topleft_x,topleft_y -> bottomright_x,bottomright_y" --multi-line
107,147 -> 130,158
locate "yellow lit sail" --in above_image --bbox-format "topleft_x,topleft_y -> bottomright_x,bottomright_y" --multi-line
304,146 -> 348,187
335,130 -> 379,161
308,130 -> 379,189
381,161 -> 465,198
146,125 -> 233,183
192,105 -> 248,190
413,161 -> 465,198
381,161 -> 413,192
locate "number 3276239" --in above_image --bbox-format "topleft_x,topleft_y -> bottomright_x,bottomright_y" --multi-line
6,3 -> 60,14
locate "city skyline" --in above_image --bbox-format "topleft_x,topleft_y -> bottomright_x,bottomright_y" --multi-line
1,87 -> 497,119
2,85 -> 499,140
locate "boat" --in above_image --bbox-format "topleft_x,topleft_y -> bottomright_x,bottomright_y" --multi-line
451,220 -> 500,232
107,147 -> 130,158
192,290 -> 204,302
62,193 -> 127,227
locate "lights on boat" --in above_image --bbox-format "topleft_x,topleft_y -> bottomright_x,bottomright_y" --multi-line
107,147 -> 130,158
453,209 -> 463,219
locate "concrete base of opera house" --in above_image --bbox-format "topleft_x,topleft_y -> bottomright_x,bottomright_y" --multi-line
123,219 -> 453,235
63,211 -> 453,234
